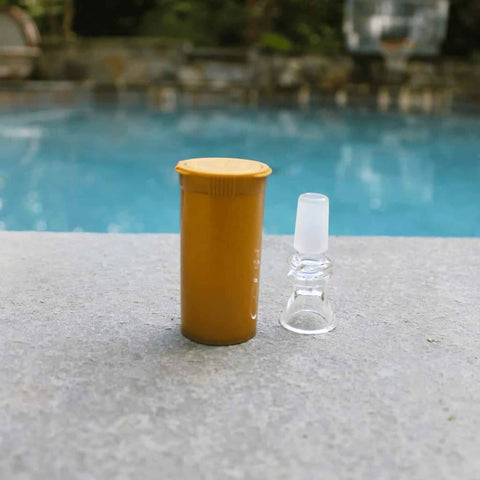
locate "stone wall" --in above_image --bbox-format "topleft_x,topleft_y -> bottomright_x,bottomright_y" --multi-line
1,38 -> 478,112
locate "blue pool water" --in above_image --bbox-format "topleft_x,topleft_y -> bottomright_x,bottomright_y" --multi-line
0,105 -> 479,236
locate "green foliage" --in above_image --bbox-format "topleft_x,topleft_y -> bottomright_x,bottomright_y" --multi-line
272,0 -> 344,54
1,0 -> 64,18
139,0 -> 247,46
259,32 -> 292,52
139,0 -> 344,53
0,0 -> 477,57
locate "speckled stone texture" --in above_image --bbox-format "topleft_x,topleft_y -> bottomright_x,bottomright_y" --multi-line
0,232 -> 479,480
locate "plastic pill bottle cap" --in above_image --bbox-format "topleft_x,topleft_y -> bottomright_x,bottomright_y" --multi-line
175,158 -> 272,196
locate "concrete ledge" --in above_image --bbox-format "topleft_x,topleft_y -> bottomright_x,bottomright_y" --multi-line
1,233 -> 479,478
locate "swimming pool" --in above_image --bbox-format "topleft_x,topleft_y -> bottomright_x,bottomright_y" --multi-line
0,105 -> 478,236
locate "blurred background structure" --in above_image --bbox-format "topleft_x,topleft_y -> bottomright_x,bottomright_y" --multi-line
0,0 -> 477,54
344,0 -> 451,56
344,0 -> 450,77
0,0 -> 478,111
0,6 -> 40,78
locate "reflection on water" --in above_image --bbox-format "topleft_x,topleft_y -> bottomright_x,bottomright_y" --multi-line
0,106 -> 478,236
337,131 -> 434,210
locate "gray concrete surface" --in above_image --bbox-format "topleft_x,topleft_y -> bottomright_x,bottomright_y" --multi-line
0,232 -> 479,480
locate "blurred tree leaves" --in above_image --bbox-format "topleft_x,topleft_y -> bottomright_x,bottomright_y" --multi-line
0,0 -> 64,19
0,0 -> 477,56
259,32 -> 293,52
139,0 -> 343,52
139,0 -> 247,46
268,0 -> 344,53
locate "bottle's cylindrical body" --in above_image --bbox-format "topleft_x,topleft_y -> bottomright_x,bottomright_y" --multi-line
175,158 -> 271,345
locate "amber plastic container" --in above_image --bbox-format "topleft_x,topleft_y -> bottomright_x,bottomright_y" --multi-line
175,158 -> 272,345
